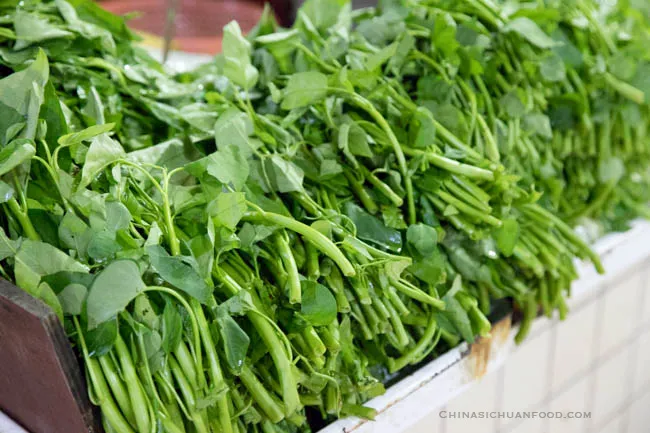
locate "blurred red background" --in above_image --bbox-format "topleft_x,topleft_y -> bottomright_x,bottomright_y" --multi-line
100,0 -> 287,54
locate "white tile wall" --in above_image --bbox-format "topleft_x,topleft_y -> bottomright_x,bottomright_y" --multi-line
504,415 -> 545,433
410,414 -> 443,433
598,273 -> 643,357
633,327 -> 650,393
590,347 -> 631,427
444,369 -> 500,433
409,258 -> 650,433
547,377 -> 589,433
640,266 -> 650,328
551,302 -> 598,391
627,388 -> 650,433
594,415 -> 624,433
501,331 -> 551,413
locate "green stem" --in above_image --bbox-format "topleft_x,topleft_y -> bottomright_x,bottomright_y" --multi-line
215,269 -> 301,416
113,335 -> 152,433
239,366 -> 285,423
360,166 -> 403,206
435,191 -> 502,226
7,198 -> 39,241
192,302 -> 233,433
169,357 -> 210,433
403,147 -> 495,181
275,232 -> 302,304
389,277 -> 445,309
145,286 -> 203,388
344,170 -> 379,214
330,88 -> 417,225
515,292 -> 537,344
387,309 -> 437,372
242,211 -> 355,277
74,318 -> 136,433
97,354 -> 137,427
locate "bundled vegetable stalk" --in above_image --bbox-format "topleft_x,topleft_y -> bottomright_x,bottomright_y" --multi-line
0,0 -> 648,432
198,0 -> 608,342
0,1 -> 475,431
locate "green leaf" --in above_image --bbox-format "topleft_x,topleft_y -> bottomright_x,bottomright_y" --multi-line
13,10 -> 73,50
161,300 -> 183,354
347,123 -> 372,157
85,319 -> 118,357
343,202 -> 402,253
57,123 -> 115,147
409,107 -> 436,148
495,218 -> 519,257
598,157 -> 625,183
79,133 -> 125,189
146,245 -> 210,303
266,155 -> 304,193
298,0 -> 349,32
214,108 -> 257,158
87,230 -> 120,261
222,21 -> 259,90
58,283 -> 87,315
523,113 -> 553,139
86,260 -> 145,329
55,0 -> 116,54
407,224 -> 438,256
40,271 -> 94,295
499,91 -> 526,118
40,80 -> 69,146
281,71 -> 328,110
0,49 -> 49,140
14,240 -> 87,294
319,159 -> 343,180
438,292 -> 474,343
300,281 -> 337,326
0,139 -> 35,176
218,290 -> 255,316
504,17 -> 560,49
81,86 -> 105,125
432,13 -> 459,58
366,43 -> 398,71
0,180 -> 14,203
106,201 -> 132,231
382,206 -> 408,229
205,146 -> 249,191
216,312 -> 250,374
58,211 -> 90,255
539,53 -> 566,82
208,192 -> 247,231
387,31 -> 415,73
410,248 -> 446,284
36,281 -> 64,323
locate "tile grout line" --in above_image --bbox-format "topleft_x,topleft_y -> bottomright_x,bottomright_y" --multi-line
434,260 -> 650,433
494,364 -> 506,432
535,315 -> 650,418
583,284 -> 605,433
540,320 -> 558,433
589,379 -> 650,433
620,265 -> 648,433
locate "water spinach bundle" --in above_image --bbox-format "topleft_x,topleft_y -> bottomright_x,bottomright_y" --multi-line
0,0 -> 648,432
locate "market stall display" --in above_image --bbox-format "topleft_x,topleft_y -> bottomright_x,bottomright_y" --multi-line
0,0 -> 648,432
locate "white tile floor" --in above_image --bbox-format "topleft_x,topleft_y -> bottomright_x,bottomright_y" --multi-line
410,259 -> 650,433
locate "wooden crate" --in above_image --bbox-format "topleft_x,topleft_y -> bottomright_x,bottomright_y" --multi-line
0,279 -> 100,433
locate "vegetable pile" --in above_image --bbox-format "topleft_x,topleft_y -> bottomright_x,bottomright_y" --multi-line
0,0 -> 648,432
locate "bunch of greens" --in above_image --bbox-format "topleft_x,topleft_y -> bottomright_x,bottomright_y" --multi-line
0,0 -> 648,432
196,0 -> 610,344
0,1 -> 478,432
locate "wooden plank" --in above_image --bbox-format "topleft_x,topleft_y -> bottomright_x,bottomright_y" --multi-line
0,279 -> 101,433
